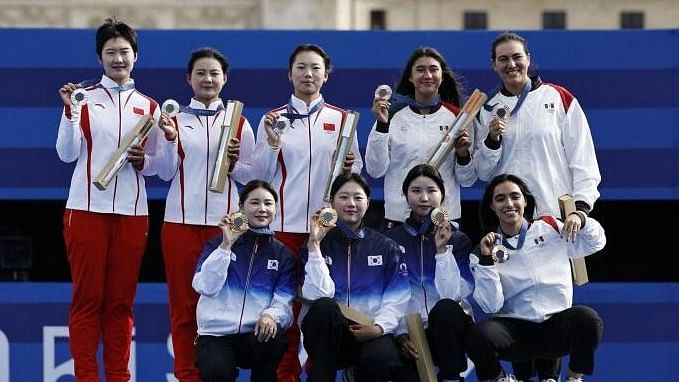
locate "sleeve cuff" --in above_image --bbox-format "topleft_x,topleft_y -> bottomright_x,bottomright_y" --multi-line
575,200 -> 592,215
484,135 -> 502,150
456,153 -> 471,165
478,255 -> 495,266
375,120 -> 390,133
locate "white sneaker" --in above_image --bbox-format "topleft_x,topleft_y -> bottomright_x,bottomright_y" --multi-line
497,374 -> 518,382
542,379 -> 558,382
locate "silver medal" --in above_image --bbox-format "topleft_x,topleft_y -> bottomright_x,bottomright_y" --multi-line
374,84 -> 392,100
70,89 -> 88,106
273,115 -> 291,135
161,99 -> 180,117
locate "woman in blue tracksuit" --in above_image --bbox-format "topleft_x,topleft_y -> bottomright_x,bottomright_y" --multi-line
300,173 -> 411,382
192,180 -> 296,382
385,164 -> 474,382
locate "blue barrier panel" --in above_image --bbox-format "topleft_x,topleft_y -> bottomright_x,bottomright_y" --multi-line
1,29 -> 678,200
0,282 -> 677,381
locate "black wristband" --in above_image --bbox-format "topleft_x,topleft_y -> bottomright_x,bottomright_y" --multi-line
484,134 -> 501,150
456,152 -> 471,165
478,254 -> 495,266
376,120 -> 390,133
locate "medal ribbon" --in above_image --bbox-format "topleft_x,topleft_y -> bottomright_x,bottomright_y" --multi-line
498,219 -> 529,250
483,79 -> 531,116
281,96 -> 324,122
79,79 -> 135,92
180,105 -> 224,117
392,93 -> 442,111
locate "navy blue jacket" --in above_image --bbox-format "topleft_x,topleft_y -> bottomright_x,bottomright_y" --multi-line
301,223 -> 411,334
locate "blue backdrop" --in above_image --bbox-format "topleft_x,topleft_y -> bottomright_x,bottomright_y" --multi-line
1,29 -> 677,200
0,282 -> 676,381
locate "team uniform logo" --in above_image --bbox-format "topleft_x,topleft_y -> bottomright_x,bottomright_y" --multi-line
398,262 -> 409,276
533,235 -> 546,248
367,255 -> 383,266
267,259 -> 279,271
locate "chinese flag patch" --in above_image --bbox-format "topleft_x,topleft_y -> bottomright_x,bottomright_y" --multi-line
133,107 -> 145,115
323,123 -> 335,131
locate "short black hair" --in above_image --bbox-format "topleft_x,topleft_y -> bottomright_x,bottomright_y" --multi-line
329,173 -> 371,200
239,180 -> 278,207
288,44 -> 331,74
479,174 -> 536,234
401,164 -> 446,202
95,17 -> 138,59
187,47 -> 229,75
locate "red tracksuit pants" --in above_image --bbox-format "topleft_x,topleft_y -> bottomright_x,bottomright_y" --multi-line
63,209 -> 148,382
275,231 -> 308,382
161,222 -> 220,382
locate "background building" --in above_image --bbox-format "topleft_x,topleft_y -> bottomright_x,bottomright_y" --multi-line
0,0 -> 677,30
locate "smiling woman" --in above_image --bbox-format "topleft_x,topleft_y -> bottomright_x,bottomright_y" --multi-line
365,46 -> 477,231
158,46 -> 256,382
54,17 -> 178,381
251,43 -> 364,382
192,180 -> 296,382
468,174 -> 606,382
300,172 -> 410,381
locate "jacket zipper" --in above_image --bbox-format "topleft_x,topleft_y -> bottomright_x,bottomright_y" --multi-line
346,239 -> 352,307
237,238 -> 259,333
420,235 -> 429,314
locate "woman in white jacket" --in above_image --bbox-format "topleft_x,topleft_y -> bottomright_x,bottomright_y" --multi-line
365,47 -> 476,229
466,174 -> 605,382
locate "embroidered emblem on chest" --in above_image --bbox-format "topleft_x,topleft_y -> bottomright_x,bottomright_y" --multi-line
367,255 -> 383,266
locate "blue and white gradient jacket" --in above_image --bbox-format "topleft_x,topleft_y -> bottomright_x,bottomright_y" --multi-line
386,217 -> 475,334
301,221 -> 411,334
193,228 -> 296,336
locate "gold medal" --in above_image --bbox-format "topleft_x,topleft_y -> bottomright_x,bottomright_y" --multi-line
317,207 -> 338,227
430,207 -> 450,227
229,211 -> 249,233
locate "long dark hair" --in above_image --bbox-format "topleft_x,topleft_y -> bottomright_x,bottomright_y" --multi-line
479,174 -> 536,234
395,46 -> 462,106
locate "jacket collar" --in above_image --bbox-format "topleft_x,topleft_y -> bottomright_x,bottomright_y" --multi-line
403,215 -> 433,237
335,219 -> 365,240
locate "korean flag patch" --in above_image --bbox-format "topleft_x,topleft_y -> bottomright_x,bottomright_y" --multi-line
267,259 -> 279,271
367,255 -> 383,266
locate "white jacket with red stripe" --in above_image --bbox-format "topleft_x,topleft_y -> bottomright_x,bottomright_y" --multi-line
56,75 -> 175,216
162,98 -> 255,225
253,95 -> 363,233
